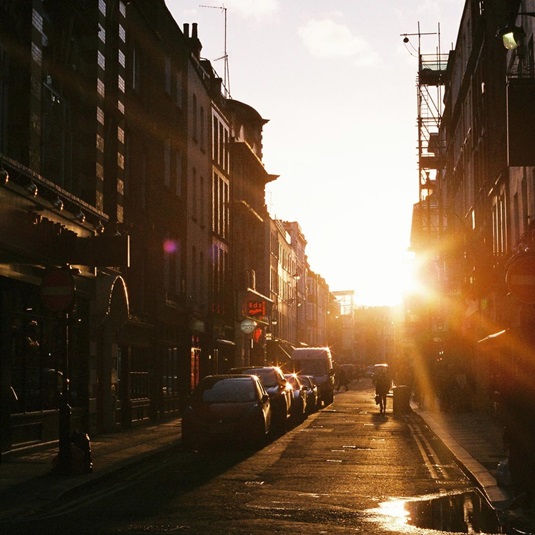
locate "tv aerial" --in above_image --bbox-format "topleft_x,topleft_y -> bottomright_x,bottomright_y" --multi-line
199,4 -> 231,97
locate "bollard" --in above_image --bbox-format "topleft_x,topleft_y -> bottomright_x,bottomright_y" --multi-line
71,431 -> 93,473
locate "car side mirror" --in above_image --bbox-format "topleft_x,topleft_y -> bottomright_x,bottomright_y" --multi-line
262,393 -> 269,403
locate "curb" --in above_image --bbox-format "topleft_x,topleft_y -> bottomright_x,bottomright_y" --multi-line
410,403 -> 512,509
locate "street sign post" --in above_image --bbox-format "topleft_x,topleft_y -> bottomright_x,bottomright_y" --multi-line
41,268 -> 75,475
40,268 -> 75,312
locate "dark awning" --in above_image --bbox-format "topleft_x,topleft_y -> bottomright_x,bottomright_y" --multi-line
215,338 -> 235,347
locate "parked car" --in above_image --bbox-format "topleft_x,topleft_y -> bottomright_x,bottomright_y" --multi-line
298,374 -> 320,413
181,374 -> 271,449
364,365 -> 376,379
284,373 -> 307,424
289,347 -> 335,407
228,366 -> 292,433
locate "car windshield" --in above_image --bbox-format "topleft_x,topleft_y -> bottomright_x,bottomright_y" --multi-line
294,360 -> 327,375
195,378 -> 256,403
241,368 -> 279,387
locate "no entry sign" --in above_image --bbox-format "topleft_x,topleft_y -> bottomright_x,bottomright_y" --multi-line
506,253 -> 535,304
40,269 -> 75,312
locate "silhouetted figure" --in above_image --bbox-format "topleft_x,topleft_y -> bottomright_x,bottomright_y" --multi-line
336,367 -> 349,391
375,370 -> 390,414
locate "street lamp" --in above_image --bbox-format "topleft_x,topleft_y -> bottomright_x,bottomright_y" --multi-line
497,12 -> 535,50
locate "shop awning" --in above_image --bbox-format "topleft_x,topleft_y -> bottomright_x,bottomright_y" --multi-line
215,338 -> 235,347
477,329 -> 508,345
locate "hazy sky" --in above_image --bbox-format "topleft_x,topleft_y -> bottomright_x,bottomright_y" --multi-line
166,0 -> 465,306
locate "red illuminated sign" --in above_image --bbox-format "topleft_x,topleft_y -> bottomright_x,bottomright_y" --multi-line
242,299 -> 267,318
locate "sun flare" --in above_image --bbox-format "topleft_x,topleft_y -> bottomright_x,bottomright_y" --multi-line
352,252 -> 425,307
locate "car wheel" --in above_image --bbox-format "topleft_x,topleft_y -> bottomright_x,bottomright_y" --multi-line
275,405 -> 288,434
250,418 -> 268,448
181,422 -> 196,449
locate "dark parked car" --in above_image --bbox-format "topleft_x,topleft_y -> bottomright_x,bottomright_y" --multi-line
181,374 -> 271,449
284,373 -> 307,424
298,374 -> 320,414
228,366 -> 292,433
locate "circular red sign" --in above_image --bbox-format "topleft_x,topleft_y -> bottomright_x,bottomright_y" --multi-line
40,269 -> 75,312
506,254 -> 535,304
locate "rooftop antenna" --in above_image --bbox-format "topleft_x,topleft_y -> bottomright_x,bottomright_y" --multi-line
199,4 -> 230,98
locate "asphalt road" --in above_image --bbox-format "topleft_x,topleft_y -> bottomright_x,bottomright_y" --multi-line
5,381 -> 503,535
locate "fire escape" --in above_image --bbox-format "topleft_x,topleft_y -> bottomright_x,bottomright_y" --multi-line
409,26 -> 448,256
405,26 -> 450,399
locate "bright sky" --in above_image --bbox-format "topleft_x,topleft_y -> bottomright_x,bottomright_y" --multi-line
166,0 -> 465,307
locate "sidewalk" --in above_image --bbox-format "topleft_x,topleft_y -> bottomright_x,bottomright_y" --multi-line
410,402 -> 511,507
0,417 -> 181,522
410,402 -> 535,534
0,394 -> 521,527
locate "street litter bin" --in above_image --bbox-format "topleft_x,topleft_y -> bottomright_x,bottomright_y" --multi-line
71,431 -> 93,473
393,385 -> 411,414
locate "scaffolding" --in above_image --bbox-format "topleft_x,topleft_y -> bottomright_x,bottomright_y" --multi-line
404,24 -> 448,247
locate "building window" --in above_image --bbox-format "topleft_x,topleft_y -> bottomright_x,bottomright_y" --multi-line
164,54 -> 171,95
175,69 -> 182,107
192,93 -> 198,141
492,189 -> 507,256
164,138 -> 171,188
175,150 -> 183,197
212,115 -> 219,162
192,245 -> 197,298
200,174 -> 205,225
132,45 -> 141,92
192,167 -> 197,220
200,251 -> 205,305
513,192 -> 520,244
200,106 -> 205,151
522,175 -> 528,233
175,241 -> 182,295
140,150 -> 147,210
224,179 -> 229,239
124,130 -> 130,196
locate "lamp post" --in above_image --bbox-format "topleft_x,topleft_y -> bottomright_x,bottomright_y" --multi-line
497,12 -> 535,50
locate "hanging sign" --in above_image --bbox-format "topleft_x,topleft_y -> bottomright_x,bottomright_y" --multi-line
240,318 -> 257,334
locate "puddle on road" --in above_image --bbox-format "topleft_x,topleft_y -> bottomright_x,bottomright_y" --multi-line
367,489 -> 504,534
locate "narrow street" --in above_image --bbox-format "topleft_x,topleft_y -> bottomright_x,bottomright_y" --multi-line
5,380 -> 503,535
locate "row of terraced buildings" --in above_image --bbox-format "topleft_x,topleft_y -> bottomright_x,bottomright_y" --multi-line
0,0 -> 333,454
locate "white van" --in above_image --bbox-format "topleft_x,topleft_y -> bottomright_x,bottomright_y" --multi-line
289,347 -> 334,406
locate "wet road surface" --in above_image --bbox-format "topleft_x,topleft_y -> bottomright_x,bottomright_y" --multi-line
3,381 -> 504,534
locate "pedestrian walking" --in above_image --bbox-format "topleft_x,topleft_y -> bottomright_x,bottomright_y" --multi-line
336,366 -> 349,392
375,369 -> 390,414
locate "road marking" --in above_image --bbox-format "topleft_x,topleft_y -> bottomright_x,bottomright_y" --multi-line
408,420 -> 450,481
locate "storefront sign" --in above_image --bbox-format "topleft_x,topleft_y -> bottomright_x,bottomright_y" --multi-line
242,299 -> 267,318
240,318 -> 257,334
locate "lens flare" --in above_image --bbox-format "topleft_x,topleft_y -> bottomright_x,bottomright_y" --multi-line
163,239 -> 178,254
